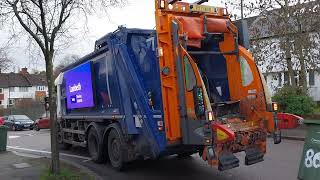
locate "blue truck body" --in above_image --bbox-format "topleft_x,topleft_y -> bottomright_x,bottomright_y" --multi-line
59,28 -> 168,158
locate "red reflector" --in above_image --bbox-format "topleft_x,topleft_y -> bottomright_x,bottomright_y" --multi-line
212,123 -> 235,143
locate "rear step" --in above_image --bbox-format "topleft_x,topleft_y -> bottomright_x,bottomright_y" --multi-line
218,153 -> 239,171
245,147 -> 264,165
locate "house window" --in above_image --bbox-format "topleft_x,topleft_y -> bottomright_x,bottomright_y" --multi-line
294,72 -> 299,86
278,73 -> 282,86
0,88 -> 3,94
37,86 -> 45,91
0,100 -> 2,105
309,70 -> 315,86
284,72 -> 289,85
9,99 -> 15,105
19,87 -> 29,92
9,87 -> 15,92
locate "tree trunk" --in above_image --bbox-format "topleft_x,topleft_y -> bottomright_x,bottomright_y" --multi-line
285,37 -> 296,87
298,43 -> 308,92
45,52 -> 60,175
283,0 -> 296,87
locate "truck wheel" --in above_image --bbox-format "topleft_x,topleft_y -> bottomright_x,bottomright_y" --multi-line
177,152 -> 194,158
108,129 -> 126,170
88,128 -> 106,163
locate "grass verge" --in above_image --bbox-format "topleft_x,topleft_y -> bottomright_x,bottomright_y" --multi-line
27,158 -> 94,180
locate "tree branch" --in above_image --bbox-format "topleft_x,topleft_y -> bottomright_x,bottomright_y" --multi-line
39,0 -> 49,53
8,0 -> 45,53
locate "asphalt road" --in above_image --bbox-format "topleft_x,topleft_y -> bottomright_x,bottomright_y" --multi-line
7,129 -> 304,180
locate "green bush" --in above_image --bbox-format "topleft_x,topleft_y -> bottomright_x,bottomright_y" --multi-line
273,86 -> 316,116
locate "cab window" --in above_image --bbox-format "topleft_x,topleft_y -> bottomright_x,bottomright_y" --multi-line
240,56 -> 254,86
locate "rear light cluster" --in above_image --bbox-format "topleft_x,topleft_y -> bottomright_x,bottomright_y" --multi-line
157,120 -> 164,131
272,102 -> 278,112
194,87 -> 205,117
207,111 -> 214,121
159,0 -> 166,9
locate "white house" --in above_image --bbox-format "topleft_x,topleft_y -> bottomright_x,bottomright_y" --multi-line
0,68 -> 48,108
244,5 -> 320,102
263,70 -> 320,101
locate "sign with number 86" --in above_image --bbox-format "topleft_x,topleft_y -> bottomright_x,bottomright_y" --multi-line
305,149 -> 320,168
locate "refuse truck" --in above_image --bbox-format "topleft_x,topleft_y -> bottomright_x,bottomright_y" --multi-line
55,0 -> 281,170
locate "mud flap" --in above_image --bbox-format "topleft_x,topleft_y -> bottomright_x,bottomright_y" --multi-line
218,153 -> 239,171
245,147 -> 264,165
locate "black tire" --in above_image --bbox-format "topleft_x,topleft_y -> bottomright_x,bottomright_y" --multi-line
34,124 -> 40,131
177,152 -> 194,159
88,128 -> 106,163
107,129 -> 126,170
11,125 -> 16,131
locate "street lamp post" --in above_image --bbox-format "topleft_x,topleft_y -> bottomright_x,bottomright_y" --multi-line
241,0 -> 244,19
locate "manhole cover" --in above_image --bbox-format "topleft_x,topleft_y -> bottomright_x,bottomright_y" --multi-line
13,163 -> 31,169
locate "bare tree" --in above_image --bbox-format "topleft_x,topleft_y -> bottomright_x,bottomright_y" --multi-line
0,0 -> 125,174
225,0 -> 320,92
0,48 -> 12,72
54,54 -> 79,77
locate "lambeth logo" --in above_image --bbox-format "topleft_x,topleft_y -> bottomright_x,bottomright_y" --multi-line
69,83 -> 82,93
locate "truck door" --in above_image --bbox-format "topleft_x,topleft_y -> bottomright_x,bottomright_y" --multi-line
171,20 -> 210,145
220,43 -> 275,132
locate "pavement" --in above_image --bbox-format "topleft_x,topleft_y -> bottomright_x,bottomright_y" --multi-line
0,151 -> 43,180
4,129 -> 307,180
281,124 -> 307,141
4,129 -> 102,180
0,150 -> 99,180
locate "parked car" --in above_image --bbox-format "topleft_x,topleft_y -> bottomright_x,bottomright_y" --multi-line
4,115 -> 34,131
34,113 -> 50,131
0,116 -> 6,125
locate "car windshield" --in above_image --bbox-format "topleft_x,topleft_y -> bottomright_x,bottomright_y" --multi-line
13,115 -> 31,121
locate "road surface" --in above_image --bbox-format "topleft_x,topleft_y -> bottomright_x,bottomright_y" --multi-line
8,130 -> 304,180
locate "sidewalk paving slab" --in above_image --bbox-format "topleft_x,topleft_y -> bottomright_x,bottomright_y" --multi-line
281,124 -> 307,141
0,151 -> 42,180
0,150 -> 101,180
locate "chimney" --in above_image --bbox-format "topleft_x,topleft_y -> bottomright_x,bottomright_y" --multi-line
20,67 -> 29,75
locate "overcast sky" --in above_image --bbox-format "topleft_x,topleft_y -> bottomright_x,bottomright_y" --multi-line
0,0 -> 225,73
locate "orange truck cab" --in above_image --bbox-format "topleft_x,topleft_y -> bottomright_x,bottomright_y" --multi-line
155,0 -> 281,170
